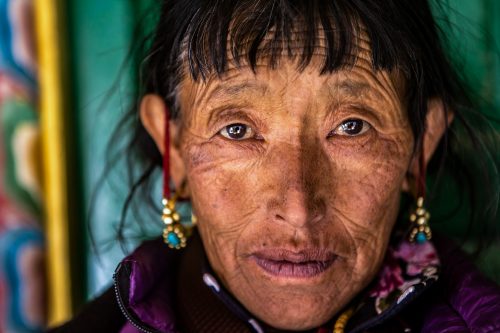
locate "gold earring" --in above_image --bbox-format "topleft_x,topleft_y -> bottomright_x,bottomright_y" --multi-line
162,193 -> 188,249
408,197 -> 432,244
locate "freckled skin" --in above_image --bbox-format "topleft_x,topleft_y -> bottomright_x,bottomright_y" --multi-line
171,54 -> 414,330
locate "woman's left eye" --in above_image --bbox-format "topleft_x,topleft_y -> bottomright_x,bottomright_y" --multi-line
219,123 -> 255,140
329,119 -> 371,137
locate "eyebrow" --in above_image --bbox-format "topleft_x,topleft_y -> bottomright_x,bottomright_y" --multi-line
331,79 -> 372,97
205,82 -> 269,101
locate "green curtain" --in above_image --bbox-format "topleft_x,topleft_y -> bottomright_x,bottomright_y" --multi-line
66,0 -> 158,306
430,0 -> 500,281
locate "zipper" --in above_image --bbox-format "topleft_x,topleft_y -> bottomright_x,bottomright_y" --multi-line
113,263 -> 157,333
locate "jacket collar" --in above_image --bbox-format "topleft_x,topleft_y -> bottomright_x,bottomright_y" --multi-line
346,238 -> 440,332
114,236 -> 441,333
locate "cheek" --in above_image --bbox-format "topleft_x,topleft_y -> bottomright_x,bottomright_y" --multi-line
182,140 -> 264,278
327,133 -> 413,273
186,141 -> 262,217
329,133 -> 412,225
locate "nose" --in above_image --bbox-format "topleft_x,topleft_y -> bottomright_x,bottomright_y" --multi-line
267,143 -> 328,229
273,187 -> 325,228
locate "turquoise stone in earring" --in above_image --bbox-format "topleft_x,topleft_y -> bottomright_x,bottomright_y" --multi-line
415,232 -> 428,244
167,232 -> 180,247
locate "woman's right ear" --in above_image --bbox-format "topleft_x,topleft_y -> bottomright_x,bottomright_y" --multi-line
139,94 -> 188,193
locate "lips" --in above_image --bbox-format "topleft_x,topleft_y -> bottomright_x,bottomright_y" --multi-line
251,249 -> 337,278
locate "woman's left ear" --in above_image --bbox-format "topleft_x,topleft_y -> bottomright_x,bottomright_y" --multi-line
402,98 -> 454,192
139,94 -> 189,196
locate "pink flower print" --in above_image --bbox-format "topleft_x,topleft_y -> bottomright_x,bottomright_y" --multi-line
394,241 -> 439,276
369,251 -> 405,298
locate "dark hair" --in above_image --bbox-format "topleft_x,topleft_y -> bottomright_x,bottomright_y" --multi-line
100,0 -> 498,254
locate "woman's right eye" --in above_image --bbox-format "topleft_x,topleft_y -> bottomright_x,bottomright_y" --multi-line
219,123 -> 254,140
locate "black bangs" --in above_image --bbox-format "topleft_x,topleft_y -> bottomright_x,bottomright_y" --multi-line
181,0 -> 416,79
147,0 -> 442,134
148,0 -> 442,137
143,0 -> 454,147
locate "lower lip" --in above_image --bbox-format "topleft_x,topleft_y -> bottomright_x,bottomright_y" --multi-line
252,257 -> 336,278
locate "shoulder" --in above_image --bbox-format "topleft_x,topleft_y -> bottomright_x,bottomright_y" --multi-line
47,238 -> 179,333
423,235 -> 500,333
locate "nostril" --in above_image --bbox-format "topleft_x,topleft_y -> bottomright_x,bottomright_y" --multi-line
275,214 -> 285,221
310,212 -> 325,224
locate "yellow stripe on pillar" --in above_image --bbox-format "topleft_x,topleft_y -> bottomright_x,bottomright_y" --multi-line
34,0 -> 72,325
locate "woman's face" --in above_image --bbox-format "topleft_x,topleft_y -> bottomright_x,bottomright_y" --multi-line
167,52 -> 413,329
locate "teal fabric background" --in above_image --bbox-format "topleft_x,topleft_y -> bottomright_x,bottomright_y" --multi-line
430,0 -> 500,281
66,0 -> 158,305
65,0 -> 500,306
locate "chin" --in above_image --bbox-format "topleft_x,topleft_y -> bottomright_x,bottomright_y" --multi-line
238,279 -> 343,331
228,253 -> 355,331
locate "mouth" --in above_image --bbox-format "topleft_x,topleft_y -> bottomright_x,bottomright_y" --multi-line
250,249 -> 337,278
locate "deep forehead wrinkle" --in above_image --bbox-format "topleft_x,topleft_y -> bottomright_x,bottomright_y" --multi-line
208,76 -> 383,101
189,72 -> 389,114
184,58 -> 397,116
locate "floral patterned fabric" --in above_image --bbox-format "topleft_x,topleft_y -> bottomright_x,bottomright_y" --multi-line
368,240 -> 440,314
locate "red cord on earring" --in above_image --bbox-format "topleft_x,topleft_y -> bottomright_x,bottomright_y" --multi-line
163,107 -> 171,200
418,145 -> 426,199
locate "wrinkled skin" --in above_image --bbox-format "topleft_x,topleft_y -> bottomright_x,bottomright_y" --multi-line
141,49 -> 438,329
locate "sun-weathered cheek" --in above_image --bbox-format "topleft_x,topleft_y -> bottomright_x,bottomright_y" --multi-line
180,136 -> 265,283
324,128 -> 413,279
328,131 -> 413,223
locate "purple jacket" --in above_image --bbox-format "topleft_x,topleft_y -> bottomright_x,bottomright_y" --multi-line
114,236 -> 500,333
